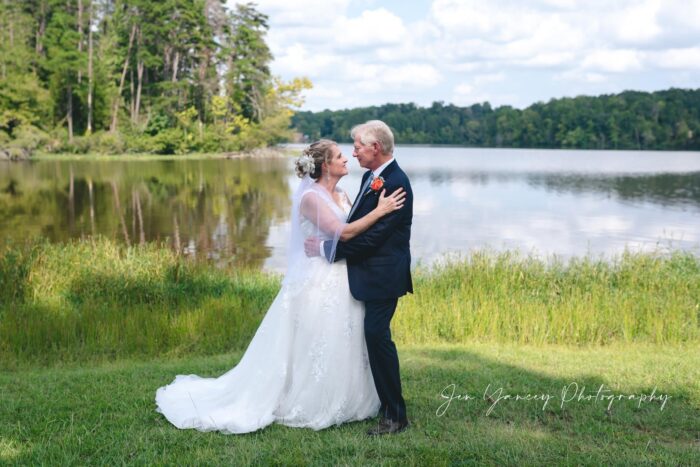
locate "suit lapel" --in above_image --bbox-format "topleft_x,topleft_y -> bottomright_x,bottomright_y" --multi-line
347,170 -> 372,221
347,161 -> 400,221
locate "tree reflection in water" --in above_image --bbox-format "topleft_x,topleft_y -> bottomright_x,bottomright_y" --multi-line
0,157 -> 291,270
2,151 -> 699,268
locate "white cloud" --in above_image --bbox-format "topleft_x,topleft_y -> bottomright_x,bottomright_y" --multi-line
657,0 -> 700,35
515,52 -> 576,67
388,64 -> 443,86
454,83 -> 473,95
584,73 -> 608,83
334,8 -> 408,48
373,20 -> 441,62
272,44 -> 341,77
430,0 -> 544,42
535,0 -> 578,8
306,83 -> 345,100
652,47 -> 700,70
447,62 -> 484,73
230,0 -> 700,111
609,0 -> 662,44
581,49 -> 643,73
473,73 -> 505,85
353,63 -> 443,92
232,0 -> 352,25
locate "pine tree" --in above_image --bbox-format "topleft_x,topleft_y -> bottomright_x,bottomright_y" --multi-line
224,3 -> 272,123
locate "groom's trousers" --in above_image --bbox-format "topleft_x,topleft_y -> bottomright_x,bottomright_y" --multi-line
364,297 -> 407,423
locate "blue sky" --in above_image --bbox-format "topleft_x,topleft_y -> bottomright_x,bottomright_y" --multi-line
230,0 -> 700,111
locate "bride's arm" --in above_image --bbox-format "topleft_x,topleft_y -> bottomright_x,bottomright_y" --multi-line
300,189 -> 405,241
336,188 -> 405,241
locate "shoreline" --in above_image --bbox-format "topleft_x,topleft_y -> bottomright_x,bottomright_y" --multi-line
22,146 -> 294,162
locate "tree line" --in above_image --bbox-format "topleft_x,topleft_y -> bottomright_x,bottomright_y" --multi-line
292,88 -> 700,150
0,0 -> 310,157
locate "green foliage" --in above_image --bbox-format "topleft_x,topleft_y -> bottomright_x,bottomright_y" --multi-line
89,130 -> 126,154
1,124 -> 51,160
258,76 -> 313,144
292,89 -> 700,150
149,127 -> 187,154
224,2 -> 273,123
0,1 -> 53,155
0,0 -> 309,154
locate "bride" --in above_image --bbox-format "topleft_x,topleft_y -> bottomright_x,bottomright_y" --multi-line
155,139 -> 405,434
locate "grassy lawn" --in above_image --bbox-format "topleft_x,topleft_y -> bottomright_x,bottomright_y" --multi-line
1,343 -> 698,465
2,240 -> 698,464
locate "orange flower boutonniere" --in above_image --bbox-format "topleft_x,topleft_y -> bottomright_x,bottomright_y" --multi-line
369,176 -> 385,194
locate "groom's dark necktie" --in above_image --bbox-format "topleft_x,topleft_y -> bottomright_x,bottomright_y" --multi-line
347,172 -> 374,221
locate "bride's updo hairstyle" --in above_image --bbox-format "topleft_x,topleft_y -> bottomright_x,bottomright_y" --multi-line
295,139 -> 336,179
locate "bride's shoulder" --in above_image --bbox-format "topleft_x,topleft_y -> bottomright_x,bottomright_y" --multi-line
300,187 -> 330,208
300,188 -> 320,203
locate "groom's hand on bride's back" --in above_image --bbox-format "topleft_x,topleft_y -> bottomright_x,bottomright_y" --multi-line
304,237 -> 322,257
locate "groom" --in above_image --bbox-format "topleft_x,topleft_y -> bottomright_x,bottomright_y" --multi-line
305,120 -> 413,435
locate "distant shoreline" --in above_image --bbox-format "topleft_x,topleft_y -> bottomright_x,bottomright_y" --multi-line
291,88 -> 700,151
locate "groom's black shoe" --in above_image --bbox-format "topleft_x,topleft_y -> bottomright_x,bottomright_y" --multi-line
367,418 -> 410,436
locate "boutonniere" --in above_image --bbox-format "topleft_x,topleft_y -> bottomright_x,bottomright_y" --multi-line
366,176 -> 385,195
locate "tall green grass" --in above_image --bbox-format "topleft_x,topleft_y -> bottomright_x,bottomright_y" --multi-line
1,239 -> 698,367
395,250 -> 700,346
0,239 -> 279,366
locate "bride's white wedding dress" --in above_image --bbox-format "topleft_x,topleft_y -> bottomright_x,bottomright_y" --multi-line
155,184 -> 380,434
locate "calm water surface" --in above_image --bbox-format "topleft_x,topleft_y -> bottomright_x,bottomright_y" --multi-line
1,146 -> 699,271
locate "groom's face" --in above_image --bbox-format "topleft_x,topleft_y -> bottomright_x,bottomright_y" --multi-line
353,135 -> 379,170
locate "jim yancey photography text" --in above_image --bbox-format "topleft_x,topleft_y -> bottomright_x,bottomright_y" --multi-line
436,382 -> 672,417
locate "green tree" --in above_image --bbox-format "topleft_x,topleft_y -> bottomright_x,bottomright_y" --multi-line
223,3 -> 272,123
292,89 -> 700,150
44,0 -> 88,141
0,0 -> 51,152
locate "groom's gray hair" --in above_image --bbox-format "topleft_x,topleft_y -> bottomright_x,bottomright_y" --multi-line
351,120 -> 395,155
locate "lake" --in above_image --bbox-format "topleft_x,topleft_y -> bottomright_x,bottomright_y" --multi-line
1,146 -> 699,272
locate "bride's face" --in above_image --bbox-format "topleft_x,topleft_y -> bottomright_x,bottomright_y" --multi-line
324,145 -> 349,178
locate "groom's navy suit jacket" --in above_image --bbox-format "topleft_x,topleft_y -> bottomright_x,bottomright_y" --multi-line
324,160 -> 413,301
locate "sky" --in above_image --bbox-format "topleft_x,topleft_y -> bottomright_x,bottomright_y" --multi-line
228,0 -> 700,112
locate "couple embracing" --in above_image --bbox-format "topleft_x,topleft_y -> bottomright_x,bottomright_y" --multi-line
156,120 -> 413,436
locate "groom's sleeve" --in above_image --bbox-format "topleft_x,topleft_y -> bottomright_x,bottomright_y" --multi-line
325,183 -> 411,262
330,212 -> 402,261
